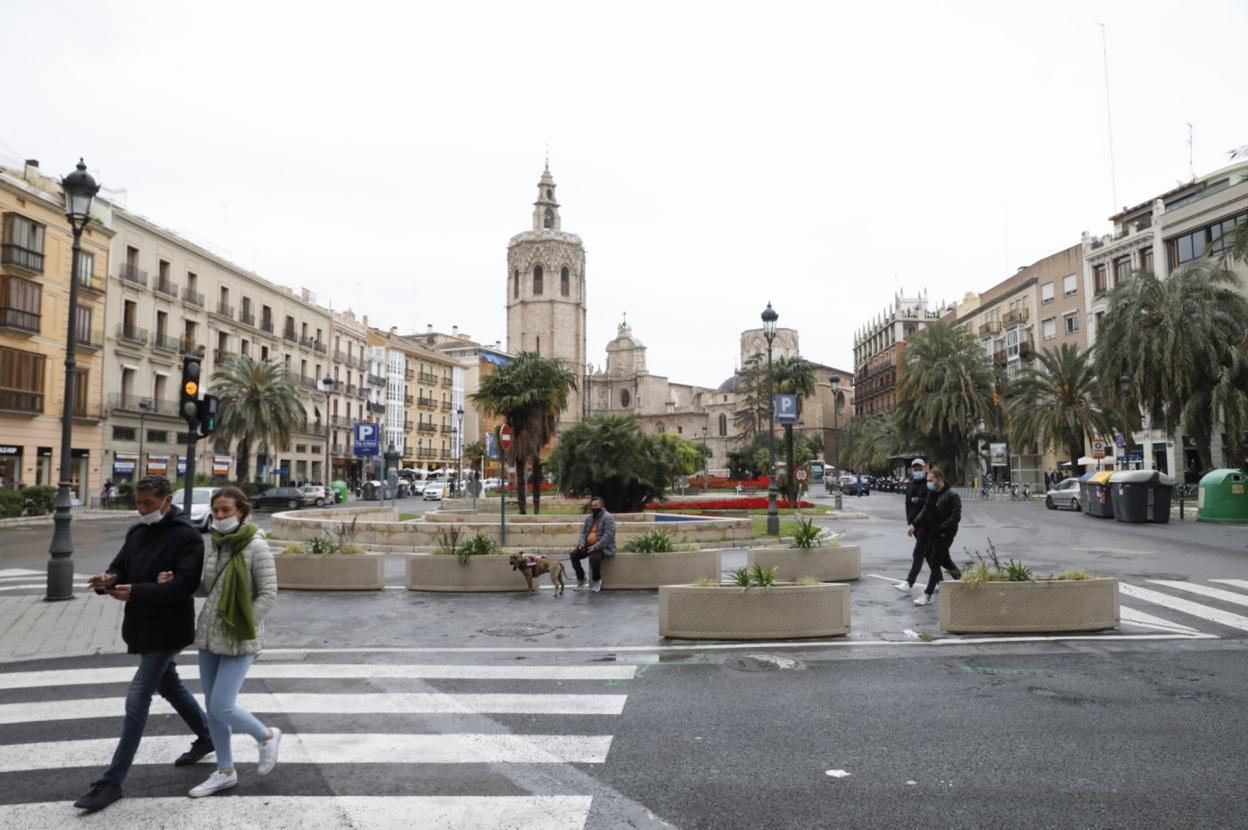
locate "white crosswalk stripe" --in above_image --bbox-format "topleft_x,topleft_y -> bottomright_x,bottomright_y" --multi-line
1149,580 -> 1248,609
1210,579 -> 1248,592
1119,582 -> 1248,633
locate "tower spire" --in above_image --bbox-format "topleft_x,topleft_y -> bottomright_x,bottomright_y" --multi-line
532,162 -> 561,231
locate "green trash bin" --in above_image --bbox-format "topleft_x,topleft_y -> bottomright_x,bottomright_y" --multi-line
1197,469 -> 1248,524
329,480 -> 349,504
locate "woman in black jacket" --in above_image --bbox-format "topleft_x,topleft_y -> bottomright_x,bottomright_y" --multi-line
907,467 -> 963,606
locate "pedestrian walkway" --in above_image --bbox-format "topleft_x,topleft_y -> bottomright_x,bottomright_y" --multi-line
1118,578 -> 1248,636
0,654 -> 651,829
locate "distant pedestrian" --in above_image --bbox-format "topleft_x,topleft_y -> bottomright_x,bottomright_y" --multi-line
75,476 -> 212,814
160,485 -> 280,798
570,496 -> 616,593
857,473 -> 865,497
895,458 -> 937,596
100,480 -> 112,509
907,467 -> 962,606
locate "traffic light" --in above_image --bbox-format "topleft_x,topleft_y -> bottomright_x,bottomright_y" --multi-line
180,356 -> 201,425
198,394 -> 219,437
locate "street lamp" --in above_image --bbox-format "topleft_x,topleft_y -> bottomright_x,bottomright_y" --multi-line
761,301 -> 779,536
137,398 -> 152,481
829,373 -> 841,470
47,159 -> 99,602
321,376 -> 333,486
455,406 -> 464,496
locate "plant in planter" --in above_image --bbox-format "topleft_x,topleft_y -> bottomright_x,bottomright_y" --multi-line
456,533 -> 497,566
623,530 -> 674,553
274,516 -> 382,590
745,518 -> 860,582
791,517 -> 821,549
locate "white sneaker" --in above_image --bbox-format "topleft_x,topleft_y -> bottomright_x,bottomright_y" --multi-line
590,579 -> 603,593
257,727 -> 281,776
913,594 -> 932,607
188,769 -> 238,798
893,581 -> 911,592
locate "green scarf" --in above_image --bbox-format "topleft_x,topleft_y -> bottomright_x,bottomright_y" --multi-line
211,523 -> 259,642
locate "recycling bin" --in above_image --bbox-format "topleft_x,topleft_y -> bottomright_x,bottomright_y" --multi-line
1082,471 -> 1116,518
362,480 -> 380,501
1110,470 -> 1175,523
1197,469 -> 1248,524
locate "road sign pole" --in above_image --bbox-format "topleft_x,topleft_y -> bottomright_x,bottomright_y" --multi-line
497,427 -> 507,547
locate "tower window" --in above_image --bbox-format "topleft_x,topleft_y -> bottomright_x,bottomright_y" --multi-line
536,336 -> 540,355
533,265 -> 543,295
718,413 -> 727,436
546,188 -> 552,199
513,269 -> 519,299
561,266 -> 569,297
543,208 -> 553,229
620,389 -> 631,408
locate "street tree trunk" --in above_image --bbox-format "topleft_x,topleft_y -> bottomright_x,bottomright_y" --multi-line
514,453 -> 528,515
235,439 -> 250,483
531,458 -> 542,515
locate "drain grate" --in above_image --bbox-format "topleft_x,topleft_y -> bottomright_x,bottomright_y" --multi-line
724,654 -> 803,672
479,622 -> 556,638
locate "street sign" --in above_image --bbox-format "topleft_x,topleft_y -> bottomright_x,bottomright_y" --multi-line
1092,440 -> 1106,460
500,425 -> 512,450
353,422 -> 380,457
1114,435 -> 1126,448
774,394 -> 798,425
796,468 -> 808,482
486,431 -> 500,459
989,443 -> 1008,466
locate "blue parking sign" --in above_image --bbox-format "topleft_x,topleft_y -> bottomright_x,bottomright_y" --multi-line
354,422 -> 380,457
774,394 -> 798,425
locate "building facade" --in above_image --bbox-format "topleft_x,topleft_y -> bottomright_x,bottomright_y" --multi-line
327,308 -> 370,483
369,328 -> 465,472
852,292 -> 943,417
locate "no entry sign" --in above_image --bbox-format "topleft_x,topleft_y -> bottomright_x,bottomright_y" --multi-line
500,425 -> 512,450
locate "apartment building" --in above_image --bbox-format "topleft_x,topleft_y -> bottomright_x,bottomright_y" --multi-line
369,328 -> 465,471
0,161 -> 110,502
327,307 -> 371,483
852,292 -> 943,417
101,205 -> 333,486
425,327 -> 510,464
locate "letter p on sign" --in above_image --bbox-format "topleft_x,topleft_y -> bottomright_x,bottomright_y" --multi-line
774,394 -> 798,424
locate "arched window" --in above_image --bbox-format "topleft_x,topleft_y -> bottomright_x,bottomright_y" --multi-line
543,208 -> 554,229
718,413 -> 727,436
512,269 -> 519,299
620,389 -> 631,408
560,266 -> 570,297
546,188 -> 553,199
533,265 -> 543,295
656,423 -> 665,434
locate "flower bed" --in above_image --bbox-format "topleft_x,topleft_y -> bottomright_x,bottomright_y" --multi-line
686,475 -> 770,490
645,498 -> 814,510
500,481 -> 557,492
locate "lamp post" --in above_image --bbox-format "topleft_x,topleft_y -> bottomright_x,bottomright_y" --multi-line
455,406 -> 464,496
321,376 -> 333,485
47,159 -> 99,602
762,301 -> 780,536
1118,374 -> 1131,471
701,426 -> 709,491
137,398 -> 152,481
829,373 -> 841,471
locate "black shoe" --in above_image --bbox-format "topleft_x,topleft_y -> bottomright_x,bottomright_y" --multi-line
74,779 -> 122,812
174,738 -> 215,767
947,568 -> 962,580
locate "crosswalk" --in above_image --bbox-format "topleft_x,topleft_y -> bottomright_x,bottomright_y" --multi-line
0,656 -> 640,829
1119,577 -> 1248,637
0,568 -> 92,596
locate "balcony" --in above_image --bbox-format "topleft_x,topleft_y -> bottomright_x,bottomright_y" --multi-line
216,302 -> 234,319
180,339 -> 205,357
332,415 -> 354,428
239,310 -> 256,327
403,422 -> 414,433
155,277 -> 179,298
116,324 -> 149,346
314,340 -> 327,354
214,349 -> 237,363
404,369 -> 415,381
300,335 -> 317,350
331,443 -> 348,456
979,321 -> 1002,337
1019,340 -> 1034,359
0,307 -> 40,333
419,449 -> 437,460
419,372 -> 437,384
0,389 -> 43,414
368,373 -> 385,387
260,319 -> 274,334
107,395 -> 180,416
1003,308 -> 1029,326
119,263 -> 147,287
440,424 -> 453,434
368,402 -> 385,414
418,396 -> 435,408
76,275 -> 105,297
283,329 -> 298,343
151,332 -> 179,352
404,394 -> 414,405
441,401 -> 453,411
418,423 -> 436,434
334,351 -> 350,365
76,331 -> 101,351
299,376 -> 321,390
182,287 -> 204,307
1,244 -> 44,274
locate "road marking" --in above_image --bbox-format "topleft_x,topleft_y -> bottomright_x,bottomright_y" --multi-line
1149,580 -> 1248,609
0,795 -> 593,829
0,662 -> 638,691
930,633 -> 1217,645
0,692 -> 628,725
1072,547 -> 1156,556
825,769 -> 851,778
0,583 -> 52,592
0,733 -> 614,773
1211,579 -> 1248,592
1119,605 -> 1199,633
0,569 -> 43,578
1118,583 -> 1248,632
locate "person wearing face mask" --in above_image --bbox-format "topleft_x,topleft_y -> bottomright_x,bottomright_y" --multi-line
165,485 -> 279,798
895,458 -> 937,595
75,477 -> 212,813
906,467 -> 963,606
570,496 -> 616,593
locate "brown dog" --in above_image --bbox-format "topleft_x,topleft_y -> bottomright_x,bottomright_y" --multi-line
509,552 -> 565,596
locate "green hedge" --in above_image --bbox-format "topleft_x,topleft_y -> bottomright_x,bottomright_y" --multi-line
0,485 -> 60,519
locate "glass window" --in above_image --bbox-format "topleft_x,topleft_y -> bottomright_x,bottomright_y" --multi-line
1064,312 -> 1079,333
561,266 -> 570,297
718,413 -> 727,436
1140,246 -> 1153,273
0,346 -> 46,412
533,265 -> 543,296
1063,274 -> 1078,296
1041,283 -> 1055,303
73,369 -> 88,416
76,251 -> 95,287
1042,318 -> 1057,340
75,306 -> 92,346
1093,264 -> 1108,294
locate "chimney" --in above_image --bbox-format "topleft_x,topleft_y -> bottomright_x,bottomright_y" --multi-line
389,326 -> 397,336
426,323 -> 433,335
452,325 -> 458,337
23,159 -> 39,181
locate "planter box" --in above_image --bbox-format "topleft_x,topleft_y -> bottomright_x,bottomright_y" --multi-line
938,578 -> 1120,633
602,549 -> 722,589
745,546 -> 861,582
405,554 -> 520,592
659,583 -> 851,640
405,549 -> 723,592
275,552 -> 385,591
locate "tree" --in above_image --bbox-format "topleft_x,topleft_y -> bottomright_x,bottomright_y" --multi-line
895,321 -> 996,484
731,353 -> 768,443
462,441 -> 486,475
1008,343 -> 1123,470
772,355 -> 817,500
548,415 -> 677,512
656,433 -> 704,477
211,356 -> 307,483
840,413 -> 899,473
470,352 -> 577,514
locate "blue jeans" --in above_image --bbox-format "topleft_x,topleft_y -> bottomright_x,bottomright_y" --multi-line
198,650 -> 269,770
104,651 -> 209,785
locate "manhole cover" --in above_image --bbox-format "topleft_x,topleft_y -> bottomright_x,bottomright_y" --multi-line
479,622 -> 556,638
724,654 -> 803,672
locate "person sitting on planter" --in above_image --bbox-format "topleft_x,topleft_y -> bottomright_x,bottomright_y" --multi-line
571,496 -> 616,593
906,467 -> 962,606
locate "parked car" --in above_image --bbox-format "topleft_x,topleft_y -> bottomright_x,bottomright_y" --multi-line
255,486 -> 304,511
1045,477 -> 1083,511
299,485 -> 329,506
172,487 -> 217,532
423,483 -> 445,501
409,480 -> 427,495
839,475 -> 870,496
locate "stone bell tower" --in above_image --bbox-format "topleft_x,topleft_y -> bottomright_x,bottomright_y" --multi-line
506,163 -> 588,429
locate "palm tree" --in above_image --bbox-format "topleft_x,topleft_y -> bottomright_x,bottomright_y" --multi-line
470,352 -> 577,514
840,413 -> 900,473
895,321 -> 996,484
772,355 -> 817,499
211,356 -> 307,482
462,441 -> 487,476
548,415 -> 675,512
1008,344 -> 1123,470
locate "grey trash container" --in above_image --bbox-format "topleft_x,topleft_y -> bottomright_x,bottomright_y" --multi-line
362,481 -> 379,501
1111,470 -> 1175,523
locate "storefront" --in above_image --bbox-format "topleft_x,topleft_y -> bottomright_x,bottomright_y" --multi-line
213,455 -> 231,478
146,455 -> 170,478
0,445 -> 21,489
112,452 -> 138,482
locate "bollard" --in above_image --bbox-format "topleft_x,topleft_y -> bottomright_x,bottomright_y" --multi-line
834,493 -> 843,510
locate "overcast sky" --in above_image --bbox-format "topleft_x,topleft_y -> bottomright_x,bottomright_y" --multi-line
4,1 -> 1244,385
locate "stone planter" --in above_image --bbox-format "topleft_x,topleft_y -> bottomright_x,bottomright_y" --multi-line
745,546 -> 861,582
938,578 -> 1120,633
659,583 -> 851,640
405,549 -> 723,592
405,554 -> 519,592
274,552 -> 385,591
601,549 -> 722,589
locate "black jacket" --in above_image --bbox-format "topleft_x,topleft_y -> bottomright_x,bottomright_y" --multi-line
914,487 -> 962,540
105,506 -> 204,654
905,477 -> 928,525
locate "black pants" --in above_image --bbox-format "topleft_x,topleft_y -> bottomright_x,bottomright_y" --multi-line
570,548 -> 605,581
908,535 -> 961,595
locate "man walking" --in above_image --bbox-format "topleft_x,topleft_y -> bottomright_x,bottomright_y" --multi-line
895,458 -> 936,595
906,467 -> 963,607
570,496 -> 616,593
74,476 -> 214,812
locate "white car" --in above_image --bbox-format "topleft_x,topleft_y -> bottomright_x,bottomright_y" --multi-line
408,480 -> 427,495
1045,477 -> 1083,511
173,487 -> 217,532
299,485 -> 329,506
423,483 -> 445,501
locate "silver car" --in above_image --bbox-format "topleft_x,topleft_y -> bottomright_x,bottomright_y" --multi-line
172,487 -> 218,531
1045,477 -> 1082,511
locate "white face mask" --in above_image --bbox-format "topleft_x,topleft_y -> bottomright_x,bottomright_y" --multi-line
211,516 -> 240,534
138,505 -> 165,525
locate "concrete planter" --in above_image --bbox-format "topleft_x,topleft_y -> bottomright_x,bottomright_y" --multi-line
274,552 -> 385,591
938,578 -> 1120,633
659,583 -> 851,640
405,554 -> 519,592
745,546 -> 861,582
405,549 -> 723,592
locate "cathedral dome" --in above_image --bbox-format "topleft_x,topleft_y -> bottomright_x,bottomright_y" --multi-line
606,320 -> 645,352
717,375 -> 740,393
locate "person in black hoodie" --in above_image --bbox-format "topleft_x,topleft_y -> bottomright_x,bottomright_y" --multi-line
895,458 -> 940,595
73,476 -> 213,813
906,466 -> 963,606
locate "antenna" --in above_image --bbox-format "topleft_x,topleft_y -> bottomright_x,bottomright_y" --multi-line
1097,23 -> 1118,211
1187,122 -> 1194,180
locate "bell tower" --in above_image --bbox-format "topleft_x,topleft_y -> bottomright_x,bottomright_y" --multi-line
506,163 -> 588,430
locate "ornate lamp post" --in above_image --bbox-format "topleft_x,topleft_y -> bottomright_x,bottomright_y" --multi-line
762,302 -> 780,536
455,406 -> 464,495
47,159 -> 100,601
321,375 -> 334,485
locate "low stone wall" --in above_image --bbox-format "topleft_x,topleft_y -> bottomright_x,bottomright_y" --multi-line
659,583 -> 852,639
274,552 -> 386,591
938,578 -> 1120,633
406,549 -> 723,592
745,546 -> 861,582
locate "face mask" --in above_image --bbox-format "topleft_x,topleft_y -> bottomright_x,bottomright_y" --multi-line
212,516 -> 240,534
926,482 -> 937,492
913,471 -> 926,480
592,507 -> 603,517
138,503 -> 166,525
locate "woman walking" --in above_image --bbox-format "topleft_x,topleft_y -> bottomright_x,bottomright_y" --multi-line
162,486 -> 279,797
